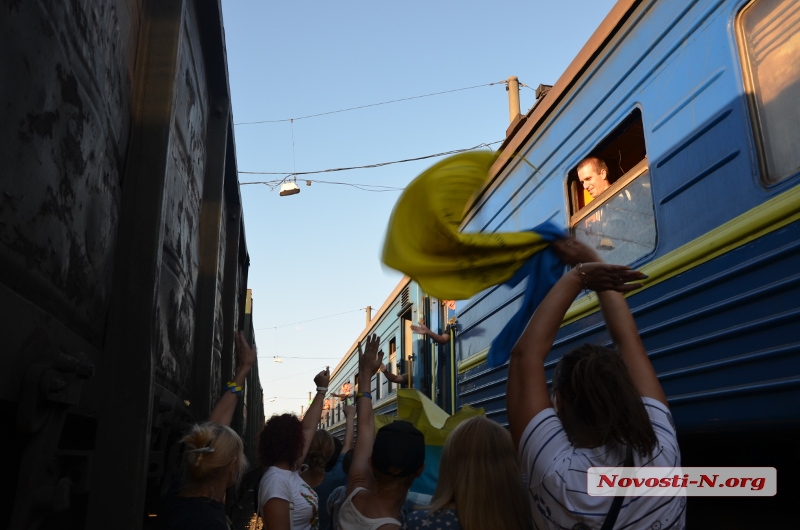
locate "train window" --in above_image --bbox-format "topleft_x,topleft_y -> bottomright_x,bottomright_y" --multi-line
388,338 -> 397,394
567,109 -> 656,265
738,0 -> 800,183
371,373 -> 379,401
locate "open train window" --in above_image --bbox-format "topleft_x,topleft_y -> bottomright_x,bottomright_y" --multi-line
737,0 -> 800,183
567,109 -> 656,265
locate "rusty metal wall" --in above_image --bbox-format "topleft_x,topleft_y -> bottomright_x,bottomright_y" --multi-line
0,0 -> 135,344
1,0 -> 262,528
154,0 -> 209,390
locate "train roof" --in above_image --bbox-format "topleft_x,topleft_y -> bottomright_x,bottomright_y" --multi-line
328,275 -> 412,379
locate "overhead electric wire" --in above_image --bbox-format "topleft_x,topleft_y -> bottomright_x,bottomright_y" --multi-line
257,355 -> 341,360
234,81 -> 510,125
255,307 -> 371,331
239,140 -> 503,192
261,368 -> 320,384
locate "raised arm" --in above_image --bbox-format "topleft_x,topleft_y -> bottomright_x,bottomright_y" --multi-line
411,322 -> 450,345
555,239 -> 666,406
297,368 -> 331,466
596,290 -> 667,405
346,334 -> 383,496
379,363 -> 407,385
342,404 -> 356,453
506,239 -> 645,447
208,331 -> 256,426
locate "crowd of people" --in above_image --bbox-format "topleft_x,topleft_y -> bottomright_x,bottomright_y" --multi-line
158,237 -> 684,530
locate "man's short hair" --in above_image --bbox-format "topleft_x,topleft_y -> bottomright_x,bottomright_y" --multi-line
577,156 -> 608,174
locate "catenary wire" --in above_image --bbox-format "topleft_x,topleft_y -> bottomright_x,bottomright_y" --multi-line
234,81 -> 510,125
239,140 -> 503,193
255,307 -> 372,330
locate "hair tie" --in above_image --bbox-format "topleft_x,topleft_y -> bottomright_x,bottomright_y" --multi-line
187,446 -> 216,454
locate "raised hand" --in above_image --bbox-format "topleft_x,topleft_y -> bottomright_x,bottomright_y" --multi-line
343,404 -> 356,419
552,237 -> 601,266
314,368 -> 331,389
575,262 -> 646,292
410,322 -> 431,334
358,333 -> 383,380
234,331 -> 257,372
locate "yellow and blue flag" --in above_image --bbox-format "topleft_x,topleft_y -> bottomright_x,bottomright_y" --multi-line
381,150 -> 565,366
375,389 -> 484,495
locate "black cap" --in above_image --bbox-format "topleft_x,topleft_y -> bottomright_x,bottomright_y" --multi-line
371,421 -> 425,477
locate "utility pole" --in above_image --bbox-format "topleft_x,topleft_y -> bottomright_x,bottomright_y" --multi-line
507,76 -> 521,123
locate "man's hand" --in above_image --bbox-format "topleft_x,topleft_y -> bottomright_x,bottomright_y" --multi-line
343,404 -> 355,419
411,322 -> 431,335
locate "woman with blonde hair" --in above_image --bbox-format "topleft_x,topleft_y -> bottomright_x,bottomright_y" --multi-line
159,332 -> 255,530
402,415 -> 532,530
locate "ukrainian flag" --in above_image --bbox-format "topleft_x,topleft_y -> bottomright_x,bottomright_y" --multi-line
375,389 -> 483,496
382,150 -> 565,366
381,151 -> 558,301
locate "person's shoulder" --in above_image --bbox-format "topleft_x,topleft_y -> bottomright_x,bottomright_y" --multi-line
159,495 -> 227,530
259,466 -> 296,496
641,397 -> 677,432
518,407 -> 563,455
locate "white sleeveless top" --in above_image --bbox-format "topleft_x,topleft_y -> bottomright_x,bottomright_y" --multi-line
337,487 -> 402,529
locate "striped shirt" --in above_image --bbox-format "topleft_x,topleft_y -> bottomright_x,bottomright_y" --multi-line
519,397 -> 686,529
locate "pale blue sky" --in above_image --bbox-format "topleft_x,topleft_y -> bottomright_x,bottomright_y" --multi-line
220,0 -> 618,419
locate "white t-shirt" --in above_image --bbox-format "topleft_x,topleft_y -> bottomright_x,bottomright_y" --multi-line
519,397 -> 686,529
258,466 -> 320,530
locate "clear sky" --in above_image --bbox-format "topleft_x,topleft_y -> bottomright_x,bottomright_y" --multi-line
220,0 -> 618,419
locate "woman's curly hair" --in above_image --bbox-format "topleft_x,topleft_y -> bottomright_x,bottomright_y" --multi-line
258,413 -> 304,468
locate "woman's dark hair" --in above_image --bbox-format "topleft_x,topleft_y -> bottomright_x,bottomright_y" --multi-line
341,449 -> 354,476
304,429 -> 335,473
325,436 -> 344,472
552,344 -> 656,456
258,413 -> 304,467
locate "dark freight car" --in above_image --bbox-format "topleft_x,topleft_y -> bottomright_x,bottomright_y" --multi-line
0,1 -> 263,529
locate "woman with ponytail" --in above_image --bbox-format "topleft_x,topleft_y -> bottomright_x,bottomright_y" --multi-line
300,429 -> 336,489
159,332 -> 256,530
507,238 -> 685,529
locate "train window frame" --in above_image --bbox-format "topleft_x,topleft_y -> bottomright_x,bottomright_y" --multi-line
736,0 -> 800,184
567,109 -> 657,266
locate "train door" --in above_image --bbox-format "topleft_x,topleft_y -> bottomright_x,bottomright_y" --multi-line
399,309 -> 414,390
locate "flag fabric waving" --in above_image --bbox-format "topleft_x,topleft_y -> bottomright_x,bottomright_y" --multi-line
381,150 -> 566,366
381,151 -> 560,301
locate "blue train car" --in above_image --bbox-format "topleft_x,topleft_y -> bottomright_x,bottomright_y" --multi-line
323,277 -> 457,437
454,0 -> 798,521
